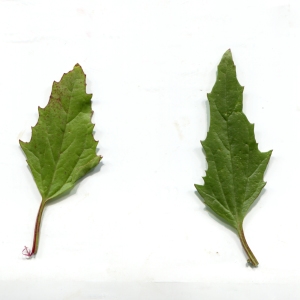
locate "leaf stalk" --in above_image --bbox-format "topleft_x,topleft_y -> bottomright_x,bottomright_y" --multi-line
237,223 -> 258,267
23,200 -> 46,258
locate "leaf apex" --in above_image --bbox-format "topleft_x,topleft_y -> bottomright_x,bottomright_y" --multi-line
74,63 -> 83,71
222,49 -> 233,62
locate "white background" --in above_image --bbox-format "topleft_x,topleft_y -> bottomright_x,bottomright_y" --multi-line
0,0 -> 299,299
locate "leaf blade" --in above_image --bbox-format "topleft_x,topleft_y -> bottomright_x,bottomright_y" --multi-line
20,64 -> 101,201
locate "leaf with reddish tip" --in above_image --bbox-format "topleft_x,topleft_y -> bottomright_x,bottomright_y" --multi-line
20,64 -> 102,257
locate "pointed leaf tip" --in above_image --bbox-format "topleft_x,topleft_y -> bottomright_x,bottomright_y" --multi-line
221,49 -> 233,63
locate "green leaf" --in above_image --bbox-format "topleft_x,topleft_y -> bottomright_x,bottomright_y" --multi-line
195,50 -> 272,266
20,64 -> 102,257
